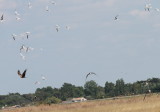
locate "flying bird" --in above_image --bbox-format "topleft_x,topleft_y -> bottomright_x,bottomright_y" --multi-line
35,81 -> 41,85
143,81 -> 151,101
20,45 -> 27,52
0,14 -> 4,22
145,4 -> 152,11
41,75 -> 46,80
114,15 -> 119,20
26,47 -> 34,52
85,72 -> 96,81
12,34 -> 17,40
20,45 -> 34,53
17,69 -> 27,78
28,2 -> 32,9
46,6 -> 49,11
14,10 -> 20,16
20,53 -> 26,60
66,26 -> 71,30
16,16 -> 21,21
56,25 -> 60,32
25,32 -> 30,39
51,0 -> 56,5
155,8 -> 160,12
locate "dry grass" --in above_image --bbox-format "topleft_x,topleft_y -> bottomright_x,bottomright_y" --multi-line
2,94 -> 160,112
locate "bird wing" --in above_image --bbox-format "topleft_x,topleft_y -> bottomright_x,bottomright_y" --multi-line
22,69 -> 27,78
91,72 -> 96,75
85,73 -> 90,80
17,70 -> 21,77
86,72 -> 97,80
1,14 -> 3,20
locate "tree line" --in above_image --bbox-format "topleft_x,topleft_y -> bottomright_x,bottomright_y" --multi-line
1,77 -> 160,107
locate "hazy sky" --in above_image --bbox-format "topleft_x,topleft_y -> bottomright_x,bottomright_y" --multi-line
0,0 -> 160,95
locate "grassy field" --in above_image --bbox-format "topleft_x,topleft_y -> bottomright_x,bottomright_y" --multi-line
2,94 -> 160,112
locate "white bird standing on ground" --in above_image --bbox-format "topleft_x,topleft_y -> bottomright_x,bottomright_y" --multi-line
56,25 -> 60,32
143,81 -> 151,101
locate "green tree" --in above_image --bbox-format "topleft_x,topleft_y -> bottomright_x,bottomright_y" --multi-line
44,96 -> 61,105
35,86 -> 54,101
53,88 -> 61,99
115,79 -> 125,96
104,81 -> 115,97
60,83 -> 76,100
84,80 -> 98,99
96,86 -> 105,99
124,83 -> 133,95
73,86 -> 84,97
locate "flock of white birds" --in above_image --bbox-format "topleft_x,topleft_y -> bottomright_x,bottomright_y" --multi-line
0,0 -> 159,88
0,0 -> 62,86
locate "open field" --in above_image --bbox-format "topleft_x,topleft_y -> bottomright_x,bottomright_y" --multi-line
2,94 -> 160,112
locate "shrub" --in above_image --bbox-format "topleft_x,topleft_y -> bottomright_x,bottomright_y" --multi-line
44,96 -> 61,105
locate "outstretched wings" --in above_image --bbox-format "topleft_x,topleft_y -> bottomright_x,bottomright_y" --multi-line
17,69 -> 27,78
21,69 -> 27,78
85,72 -> 96,81
1,14 -> 3,20
17,70 -> 21,77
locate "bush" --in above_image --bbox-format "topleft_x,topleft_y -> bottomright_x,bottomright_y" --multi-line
44,96 -> 61,105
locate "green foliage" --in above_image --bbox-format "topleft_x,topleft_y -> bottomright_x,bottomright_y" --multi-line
44,96 -> 61,105
0,93 -> 30,108
105,82 -> 115,97
115,79 -> 125,96
1,77 -> 160,107
84,80 -> 98,98
35,86 -> 54,101
60,83 -> 84,100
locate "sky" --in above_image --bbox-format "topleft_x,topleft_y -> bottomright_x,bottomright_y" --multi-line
0,0 -> 160,95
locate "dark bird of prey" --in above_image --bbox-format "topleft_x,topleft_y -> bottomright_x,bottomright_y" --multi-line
85,72 -> 96,81
17,69 -> 27,78
114,15 -> 119,20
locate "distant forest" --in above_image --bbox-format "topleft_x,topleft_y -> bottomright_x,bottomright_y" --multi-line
1,77 -> 160,107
